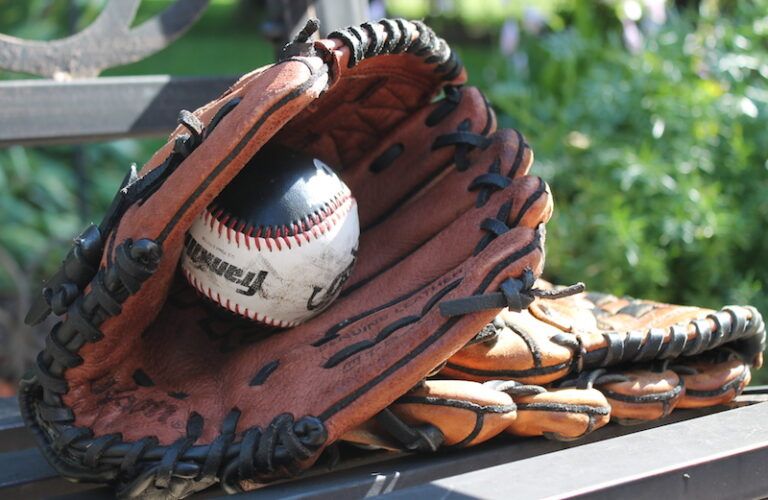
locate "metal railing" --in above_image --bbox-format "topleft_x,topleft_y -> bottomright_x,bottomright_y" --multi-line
0,0 -> 367,146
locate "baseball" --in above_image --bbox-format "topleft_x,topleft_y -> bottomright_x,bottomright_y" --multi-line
181,144 -> 359,327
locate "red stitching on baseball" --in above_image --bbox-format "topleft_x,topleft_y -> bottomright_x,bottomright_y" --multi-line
236,221 -> 246,247
184,189 -> 355,326
203,186 -> 354,253
182,267 -> 300,327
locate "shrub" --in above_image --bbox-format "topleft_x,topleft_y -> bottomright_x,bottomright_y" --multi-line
483,2 -> 768,305
466,2 -> 768,380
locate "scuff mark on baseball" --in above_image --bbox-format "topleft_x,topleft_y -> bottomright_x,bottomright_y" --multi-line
180,144 -> 360,328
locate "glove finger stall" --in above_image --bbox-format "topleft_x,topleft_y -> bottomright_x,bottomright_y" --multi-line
442,308 -> 574,384
675,356 -> 751,409
503,387 -> 610,441
594,369 -> 684,424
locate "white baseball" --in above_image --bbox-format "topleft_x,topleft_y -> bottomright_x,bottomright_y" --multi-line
181,160 -> 359,328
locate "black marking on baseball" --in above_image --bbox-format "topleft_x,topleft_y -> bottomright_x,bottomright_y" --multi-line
181,144 -> 359,327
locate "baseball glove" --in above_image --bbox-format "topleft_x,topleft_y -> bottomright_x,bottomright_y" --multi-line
20,19 -> 553,498
341,282 -> 765,450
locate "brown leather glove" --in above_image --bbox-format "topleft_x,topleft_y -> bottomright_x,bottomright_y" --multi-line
20,19 -> 552,498
342,281 -> 764,448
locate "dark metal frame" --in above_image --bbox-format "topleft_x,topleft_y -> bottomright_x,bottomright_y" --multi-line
0,76 -> 237,146
2,391 -> 768,498
0,0 -> 210,79
0,0 -> 368,146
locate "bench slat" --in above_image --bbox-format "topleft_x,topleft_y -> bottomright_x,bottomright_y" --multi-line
0,75 -> 238,146
2,395 -> 766,497
377,401 -> 768,500
0,398 -> 738,496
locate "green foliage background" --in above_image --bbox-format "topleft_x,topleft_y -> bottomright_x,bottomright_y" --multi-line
0,0 -> 766,383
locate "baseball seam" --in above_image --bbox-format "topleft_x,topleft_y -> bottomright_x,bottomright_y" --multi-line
203,187 -> 355,252
182,267 -> 300,328
185,187 -> 356,327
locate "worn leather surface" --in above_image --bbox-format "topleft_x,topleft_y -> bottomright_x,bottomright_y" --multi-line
279,30 -> 467,170
677,358 -> 751,408
506,387 -> 611,440
23,19 -> 765,496
55,22 -> 548,456
345,281 -> 764,449
443,307 -> 573,384
446,282 -> 763,417
599,369 -> 684,422
444,283 -> 764,392
389,380 -> 517,446
347,124 -> 541,290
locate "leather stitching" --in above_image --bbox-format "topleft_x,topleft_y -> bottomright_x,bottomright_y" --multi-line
204,189 -> 354,251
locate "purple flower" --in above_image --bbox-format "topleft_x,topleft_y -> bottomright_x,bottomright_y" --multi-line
622,19 -> 644,54
500,19 -> 520,56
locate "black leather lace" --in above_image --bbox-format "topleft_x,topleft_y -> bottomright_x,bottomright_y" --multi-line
24,101 -> 239,328
373,408 -> 444,452
551,305 -> 766,371
20,91 -> 333,497
327,18 -> 460,78
440,269 -> 585,318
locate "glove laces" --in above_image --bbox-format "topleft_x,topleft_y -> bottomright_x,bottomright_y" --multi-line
440,268 -> 585,317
